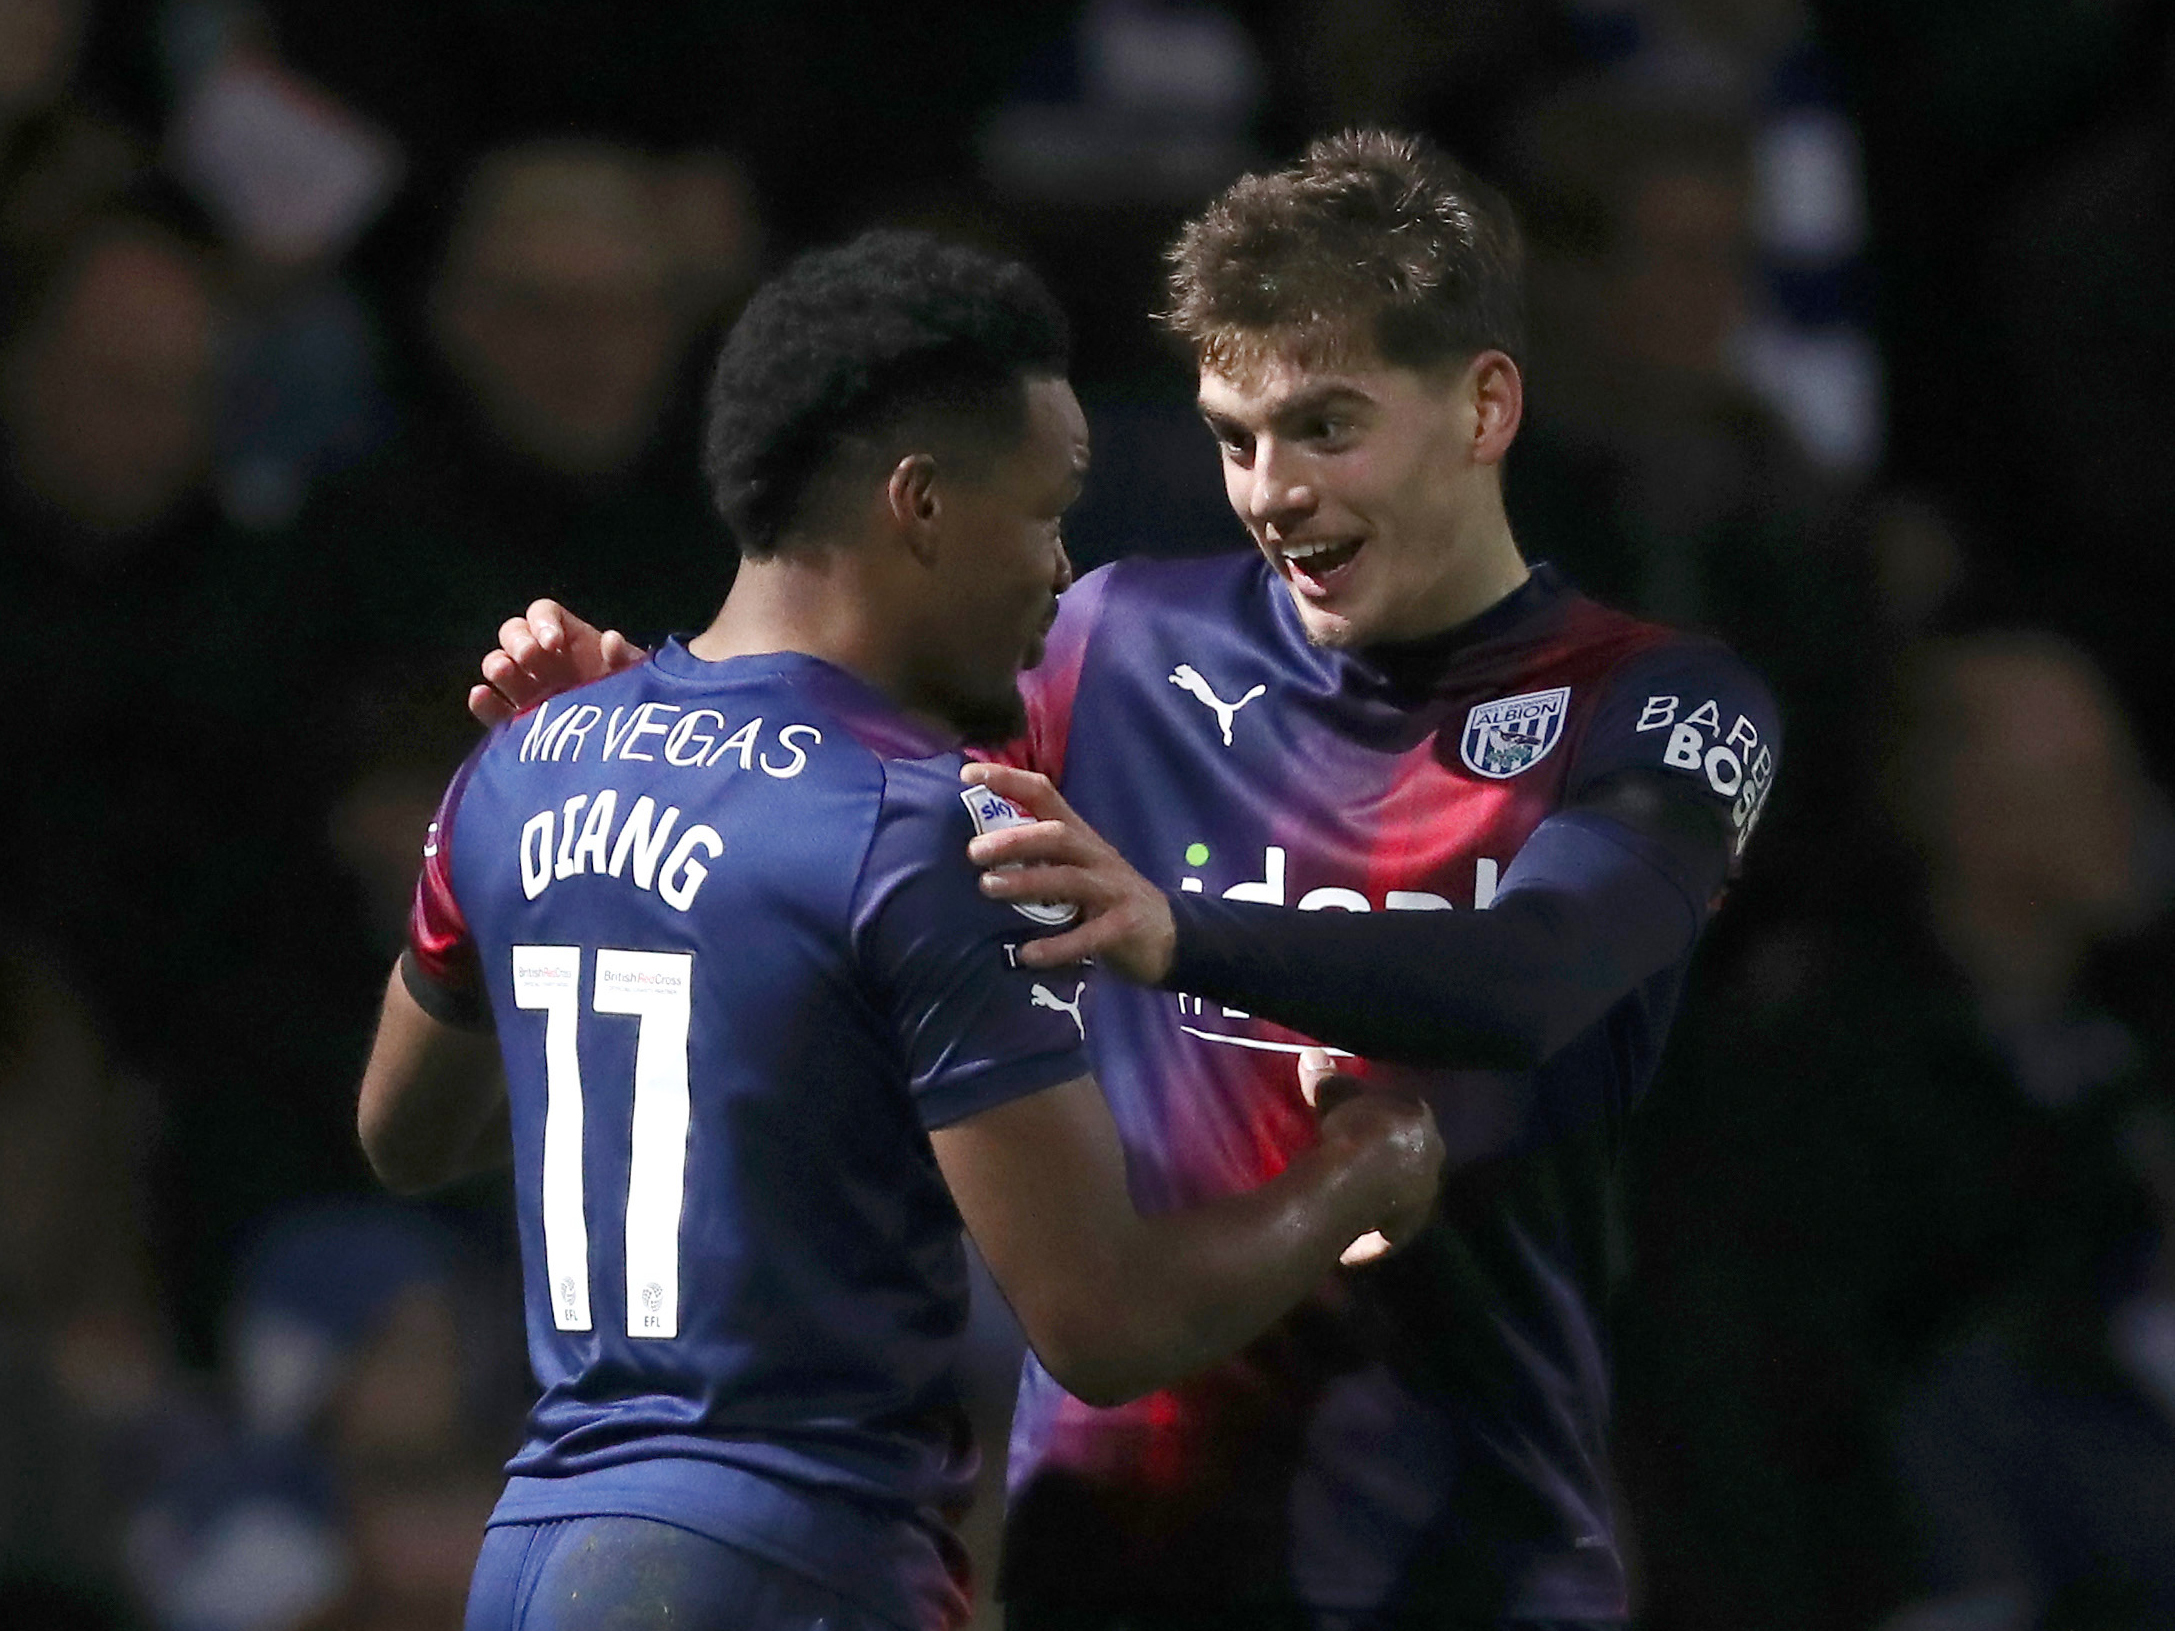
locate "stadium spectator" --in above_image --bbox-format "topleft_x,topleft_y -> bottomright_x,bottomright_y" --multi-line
0,932 -> 177,1613
1,208 -> 382,1352
130,1203 -> 515,1631
1547,0 -> 1881,476
1978,23 -> 2175,778
0,0 -> 146,261
147,0 -> 404,532
1501,72 -> 1868,890
1,207 -> 219,544
1883,1127 -> 2175,1631
1615,628 -> 2175,1631
289,138 -> 733,705
1504,76 -> 1852,642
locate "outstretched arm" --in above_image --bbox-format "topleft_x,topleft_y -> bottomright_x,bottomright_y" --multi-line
932,1057 -> 1440,1408
963,762 -> 1727,1070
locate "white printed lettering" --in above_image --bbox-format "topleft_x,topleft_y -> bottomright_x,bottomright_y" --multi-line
617,703 -> 679,763
570,789 -> 617,875
1664,723 -> 1705,770
1704,744 -> 1744,796
1635,695 -> 1678,732
1725,714 -> 1759,755
664,709 -> 724,767
760,723 -> 821,779
520,700 -> 564,763
551,705 -> 603,763
710,718 -> 762,770
657,826 -> 724,911
1685,699 -> 1722,732
520,810 -> 555,899
601,706 -> 639,760
1475,858 -> 1499,909
1386,891 -> 1454,911
1205,853 -> 1497,913
1224,847 -> 1287,906
554,794 -> 590,878
608,796 -> 681,888
520,792 -> 717,909
1298,887 -> 1371,912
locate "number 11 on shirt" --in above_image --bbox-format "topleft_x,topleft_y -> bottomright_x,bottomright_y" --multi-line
511,945 -> 695,1339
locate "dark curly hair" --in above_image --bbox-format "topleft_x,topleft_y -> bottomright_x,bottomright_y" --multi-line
703,230 -> 1070,558
1164,129 -> 1524,379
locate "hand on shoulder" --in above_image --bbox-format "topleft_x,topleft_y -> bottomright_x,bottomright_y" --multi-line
470,600 -> 648,725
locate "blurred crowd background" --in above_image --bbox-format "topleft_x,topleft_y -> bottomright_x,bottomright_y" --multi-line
3,1 -> 2172,1627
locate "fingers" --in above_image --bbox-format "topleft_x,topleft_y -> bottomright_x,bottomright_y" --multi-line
980,859 -> 1096,907
1340,1231 -> 1393,1267
961,760 -> 1176,984
1008,923 -> 1102,970
999,885 -> 1156,968
961,761 -> 1076,823
497,615 -> 543,671
468,682 -> 514,727
968,817 -> 1083,870
1297,1046 -> 1336,1110
525,599 -> 566,652
599,629 -> 641,671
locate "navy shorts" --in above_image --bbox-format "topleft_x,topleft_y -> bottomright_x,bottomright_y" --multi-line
466,1515 -> 907,1631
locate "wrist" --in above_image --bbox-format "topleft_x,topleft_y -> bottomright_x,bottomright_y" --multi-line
1154,892 -> 1198,989
1302,1115 -> 1401,1239
1142,895 -> 1178,984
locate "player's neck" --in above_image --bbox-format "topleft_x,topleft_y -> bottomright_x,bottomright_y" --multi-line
1392,501 -> 1529,644
687,554 -> 960,737
690,553 -> 885,671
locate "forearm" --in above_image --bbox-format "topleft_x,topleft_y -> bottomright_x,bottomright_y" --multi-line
358,966 -> 508,1193
1164,810 -> 1708,1068
446,1095 -> 514,1186
1058,1134 -> 1390,1404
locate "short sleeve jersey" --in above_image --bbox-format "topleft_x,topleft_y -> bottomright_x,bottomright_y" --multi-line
406,642 -> 1088,1631
1001,557 -> 1778,1621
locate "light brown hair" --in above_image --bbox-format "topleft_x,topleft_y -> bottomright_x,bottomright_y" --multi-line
1164,129 -> 1524,379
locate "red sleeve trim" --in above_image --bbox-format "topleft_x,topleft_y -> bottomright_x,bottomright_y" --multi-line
405,750 -> 488,1028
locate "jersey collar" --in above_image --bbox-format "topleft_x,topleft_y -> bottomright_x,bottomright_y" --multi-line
647,639 -> 962,760
1344,562 -> 1573,697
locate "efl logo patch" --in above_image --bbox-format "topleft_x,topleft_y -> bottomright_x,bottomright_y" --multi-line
960,785 -> 1078,926
1460,687 -> 1571,779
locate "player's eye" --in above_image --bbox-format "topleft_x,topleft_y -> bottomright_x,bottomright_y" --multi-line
1213,428 -> 1253,462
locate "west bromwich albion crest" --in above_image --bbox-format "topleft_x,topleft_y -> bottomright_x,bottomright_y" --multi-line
1459,686 -> 1571,779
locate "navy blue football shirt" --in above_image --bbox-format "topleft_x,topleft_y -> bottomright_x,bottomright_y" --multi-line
999,556 -> 1778,1621
405,641 -> 1089,1631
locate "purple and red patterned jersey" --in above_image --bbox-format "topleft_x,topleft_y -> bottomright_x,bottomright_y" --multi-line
1001,555 -> 1778,1621
406,642 -> 1089,1631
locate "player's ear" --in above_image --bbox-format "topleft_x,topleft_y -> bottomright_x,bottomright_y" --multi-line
885,453 -> 943,565
1467,350 -> 1523,467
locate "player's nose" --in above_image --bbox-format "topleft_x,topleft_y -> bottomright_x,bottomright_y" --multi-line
1246,441 -> 1316,530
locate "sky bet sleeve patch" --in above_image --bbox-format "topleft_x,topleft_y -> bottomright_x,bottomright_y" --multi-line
959,783 -> 1080,927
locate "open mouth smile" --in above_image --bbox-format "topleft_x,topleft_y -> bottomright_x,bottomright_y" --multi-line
1277,537 -> 1365,597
